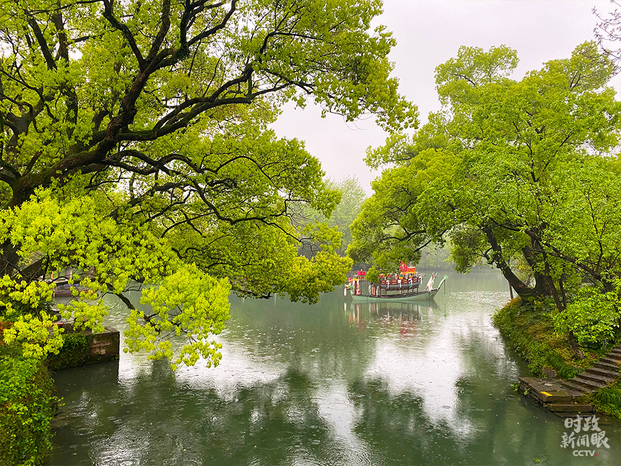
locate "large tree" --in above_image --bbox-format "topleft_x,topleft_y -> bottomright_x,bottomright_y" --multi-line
0,0 -> 416,366
349,42 -> 621,353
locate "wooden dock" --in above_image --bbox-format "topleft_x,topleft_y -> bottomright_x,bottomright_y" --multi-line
519,345 -> 621,416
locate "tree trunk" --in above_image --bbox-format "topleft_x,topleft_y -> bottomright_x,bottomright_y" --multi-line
567,331 -> 585,360
0,241 -> 20,278
482,226 -> 537,299
522,244 -> 551,297
559,276 -> 567,310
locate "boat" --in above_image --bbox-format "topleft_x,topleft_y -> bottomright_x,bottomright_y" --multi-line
50,268 -> 92,298
52,278 -> 88,297
346,263 -> 447,302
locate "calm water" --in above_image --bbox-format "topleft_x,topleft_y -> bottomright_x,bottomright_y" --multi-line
49,272 -> 621,465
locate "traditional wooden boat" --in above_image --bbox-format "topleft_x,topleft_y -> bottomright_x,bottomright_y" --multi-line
346,264 -> 447,302
52,278 -> 88,297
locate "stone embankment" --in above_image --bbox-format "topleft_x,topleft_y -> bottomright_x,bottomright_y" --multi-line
47,323 -> 120,370
519,345 -> 621,417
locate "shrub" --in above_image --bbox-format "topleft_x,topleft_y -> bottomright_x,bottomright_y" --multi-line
0,355 -> 55,465
553,288 -> 620,348
592,384 -> 621,418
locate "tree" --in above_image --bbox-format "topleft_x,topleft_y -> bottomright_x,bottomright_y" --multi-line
348,116 -> 462,270
0,0 -> 416,366
595,0 -> 621,69
293,176 -> 367,257
349,43 -> 621,354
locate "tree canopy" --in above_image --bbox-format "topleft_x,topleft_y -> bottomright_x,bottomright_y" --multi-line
349,42 -> 621,353
292,177 -> 367,257
0,0 -> 416,366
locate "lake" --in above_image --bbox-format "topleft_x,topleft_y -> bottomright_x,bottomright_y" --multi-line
48,271 -> 621,465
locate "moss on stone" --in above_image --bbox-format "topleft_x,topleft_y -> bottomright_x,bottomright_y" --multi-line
46,332 -> 90,371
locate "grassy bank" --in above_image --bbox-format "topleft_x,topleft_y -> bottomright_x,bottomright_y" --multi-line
493,297 -> 621,418
493,298 -> 602,378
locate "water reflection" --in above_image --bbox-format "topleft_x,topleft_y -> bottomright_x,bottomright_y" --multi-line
53,362 -> 376,465
49,272 -> 621,465
347,300 -> 438,338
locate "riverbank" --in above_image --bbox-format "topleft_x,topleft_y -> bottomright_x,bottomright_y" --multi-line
0,325 -> 119,465
493,297 -> 621,418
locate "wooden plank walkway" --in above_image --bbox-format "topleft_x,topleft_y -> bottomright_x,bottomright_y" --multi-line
519,344 -> 621,416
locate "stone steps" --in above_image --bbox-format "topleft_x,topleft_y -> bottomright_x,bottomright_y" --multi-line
519,344 -> 621,416
592,361 -> 621,372
588,366 -> 620,379
560,380 -> 589,396
580,370 -> 618,383
599,356 -> 621,366
547,403 -> 595,416
570,375 -> 610,391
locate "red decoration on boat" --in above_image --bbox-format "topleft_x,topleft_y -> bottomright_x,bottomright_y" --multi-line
345,262 -> 447,302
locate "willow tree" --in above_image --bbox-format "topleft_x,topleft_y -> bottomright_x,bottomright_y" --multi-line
0,0 -> 416,366
349,42 -> 621,352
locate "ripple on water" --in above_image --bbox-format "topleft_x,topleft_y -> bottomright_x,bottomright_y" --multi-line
51,278 -> 621,465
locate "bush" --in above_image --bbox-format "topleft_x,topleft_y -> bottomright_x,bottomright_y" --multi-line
553,288 -> 620,349
366,266 -> 379,284
0,355 -> 55,465
592,384 -> 621,418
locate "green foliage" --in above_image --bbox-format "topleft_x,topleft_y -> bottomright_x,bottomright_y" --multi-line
365,266 -> 380,284
131,264 -> 231,369
1,312 -> 63,360
546,352 -> 583,380
592,384 -> 621,418
0,355 -> 55,465
0,0 -> 414,369
0,191 -> 232,367
293,177 -> 367,257
553,286 -> 621,348
493,298 -> 591,377
416,244 -> 457,271
352,41 -> 621,350
285,251 -> 352,304
435,44 -> 519,105
0,2 -> 416,459
45,332 -> 90,371
448,228 -> 489,273
348,146 -> 461,269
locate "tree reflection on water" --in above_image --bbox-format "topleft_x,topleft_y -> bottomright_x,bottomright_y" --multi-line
50,273 -> 621,465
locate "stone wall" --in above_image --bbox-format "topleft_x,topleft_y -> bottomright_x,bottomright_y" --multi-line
47,327 -> 120,370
